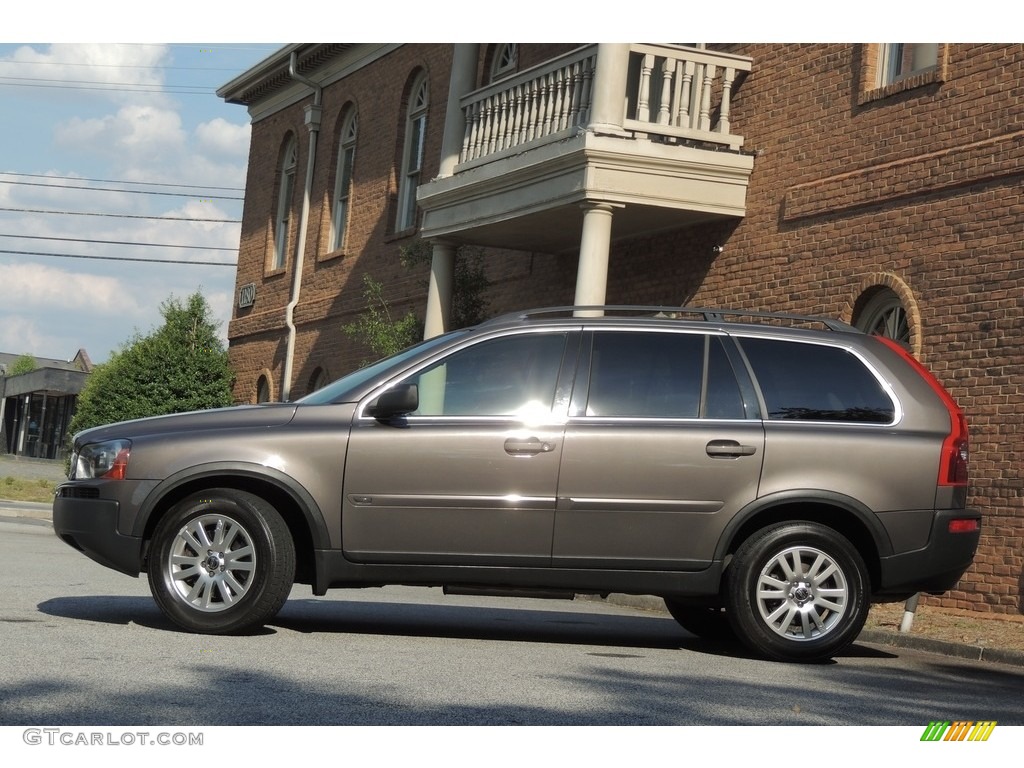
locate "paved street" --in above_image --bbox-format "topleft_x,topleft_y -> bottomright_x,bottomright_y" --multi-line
1,515 -> 1022,728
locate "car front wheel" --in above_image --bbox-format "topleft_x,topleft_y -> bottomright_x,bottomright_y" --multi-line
724,522 -> 869,662
147,489 -> 295,634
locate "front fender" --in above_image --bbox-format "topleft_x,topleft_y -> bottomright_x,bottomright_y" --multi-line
131,462 -> 332,550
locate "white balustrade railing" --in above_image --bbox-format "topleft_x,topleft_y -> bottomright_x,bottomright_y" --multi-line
458,44 -> 752,166
624,44 -> 751,150
460,47 -> 598,163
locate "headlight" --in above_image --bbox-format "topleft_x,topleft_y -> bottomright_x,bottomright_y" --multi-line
71,439 -> 132,480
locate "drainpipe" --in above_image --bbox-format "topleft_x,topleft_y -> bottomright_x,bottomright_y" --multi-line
281,52 -> 322,402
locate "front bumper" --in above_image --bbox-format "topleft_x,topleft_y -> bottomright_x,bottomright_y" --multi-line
52,493 -> 144,577
876,508 -> 982,596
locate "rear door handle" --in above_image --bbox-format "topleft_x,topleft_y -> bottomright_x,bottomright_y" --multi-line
504,437 -> 554,456
706,439 -> 757,458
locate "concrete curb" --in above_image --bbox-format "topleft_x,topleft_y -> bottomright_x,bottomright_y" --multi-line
0,500 -> 53,520
592,593 -> 1024,668
857,628 -> 1024,668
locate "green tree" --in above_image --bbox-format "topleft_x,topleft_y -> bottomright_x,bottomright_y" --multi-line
8,354 -> 37,376
343,274 -> 422,362
343,241 -> 491,365
69,292 -> 234,434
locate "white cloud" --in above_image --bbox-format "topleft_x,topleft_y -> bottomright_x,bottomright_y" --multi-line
55,105 -> 187,162
195,117 -> 251,158
3,43 -> 171,105
0,314 -> 60,357
0,262 -> 141,313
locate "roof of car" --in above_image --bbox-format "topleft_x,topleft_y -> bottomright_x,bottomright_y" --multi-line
477,306 -> 862,335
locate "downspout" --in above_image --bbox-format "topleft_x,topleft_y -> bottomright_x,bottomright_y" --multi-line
281,52 -> 322,402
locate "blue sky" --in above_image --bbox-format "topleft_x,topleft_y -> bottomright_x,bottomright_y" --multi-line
0,39 -> 279,364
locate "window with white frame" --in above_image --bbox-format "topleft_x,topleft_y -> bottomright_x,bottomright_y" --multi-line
330,109 -> 358,252
272,137 -> 298,270
878,44 -> 938,87
396,73 -> 428,232
490,44 -> 518,82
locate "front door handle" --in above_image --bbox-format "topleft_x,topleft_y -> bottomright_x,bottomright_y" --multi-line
706,439 -> 757,458
504,437 -> 555,456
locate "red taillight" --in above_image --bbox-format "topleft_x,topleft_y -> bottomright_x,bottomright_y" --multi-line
948,518 -> 980,534
875,336 -> 969,487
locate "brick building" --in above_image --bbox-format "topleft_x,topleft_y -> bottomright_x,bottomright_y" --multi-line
219,43 -> 1023,615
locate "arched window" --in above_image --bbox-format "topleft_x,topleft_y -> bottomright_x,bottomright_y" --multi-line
490,44 -> 518,82
854,287 -> 910,349
307,366 -> 330,395
330,108 -> 358,253
272,136 -> 298,270
256,374 -> 272,404
396,72 -> 428,232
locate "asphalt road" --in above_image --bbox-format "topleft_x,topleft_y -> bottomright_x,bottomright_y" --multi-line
1,515 -> 1022,729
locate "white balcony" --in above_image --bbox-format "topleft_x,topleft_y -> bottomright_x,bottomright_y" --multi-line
418,44 -> 755,254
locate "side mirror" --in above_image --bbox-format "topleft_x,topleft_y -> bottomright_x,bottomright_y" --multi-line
366,383 -> 418,420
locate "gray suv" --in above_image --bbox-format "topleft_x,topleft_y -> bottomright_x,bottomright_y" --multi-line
53,307 -> 980,662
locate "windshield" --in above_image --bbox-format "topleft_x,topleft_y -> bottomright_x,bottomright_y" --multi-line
296,331 -> 468,404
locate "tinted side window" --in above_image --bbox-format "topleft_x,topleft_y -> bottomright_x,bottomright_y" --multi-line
586,332 -> 745,419
411,333 -> 567,417
739,337 -> 895,423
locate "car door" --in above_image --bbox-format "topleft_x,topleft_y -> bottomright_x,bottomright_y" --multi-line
553,329 -> 765,570
342,329 -> 578,566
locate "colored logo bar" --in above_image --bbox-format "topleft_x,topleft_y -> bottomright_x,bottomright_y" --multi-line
921,721 -> 997,742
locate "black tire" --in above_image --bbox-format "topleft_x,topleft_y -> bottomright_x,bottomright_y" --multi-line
664,601 -> 735,641
147,488 -> 295,634
724,522 -> 869,662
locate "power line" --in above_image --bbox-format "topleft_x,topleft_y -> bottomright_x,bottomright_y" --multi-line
0,172 -> 244,193
0,249 -> 236,267
0,178 -> 244,201
0,233 -> 237,252
0,74 -> 211,91
0,207 -> 240,223
0,79 -> 218,96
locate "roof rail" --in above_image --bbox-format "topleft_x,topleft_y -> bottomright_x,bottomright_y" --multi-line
478,306 -> 860,333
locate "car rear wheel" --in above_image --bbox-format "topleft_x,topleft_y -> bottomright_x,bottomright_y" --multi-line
725,522 -> 869,662
147,488 -> 295,634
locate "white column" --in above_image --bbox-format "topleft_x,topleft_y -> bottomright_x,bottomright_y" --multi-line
423,240 -> 456,339
421,44 -> 480,341
439,44 -> 480,177
587,44 -> 630,136
573,202 -> 619,315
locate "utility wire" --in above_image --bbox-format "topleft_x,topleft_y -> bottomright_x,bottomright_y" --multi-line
0,178 -> 244,201
0,233 -> 236,252
0,207 -> 240,223
0,249 -> 236,267
0,80 -> 218,95
0,171 -> 244,193
0,74 -> 211,90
